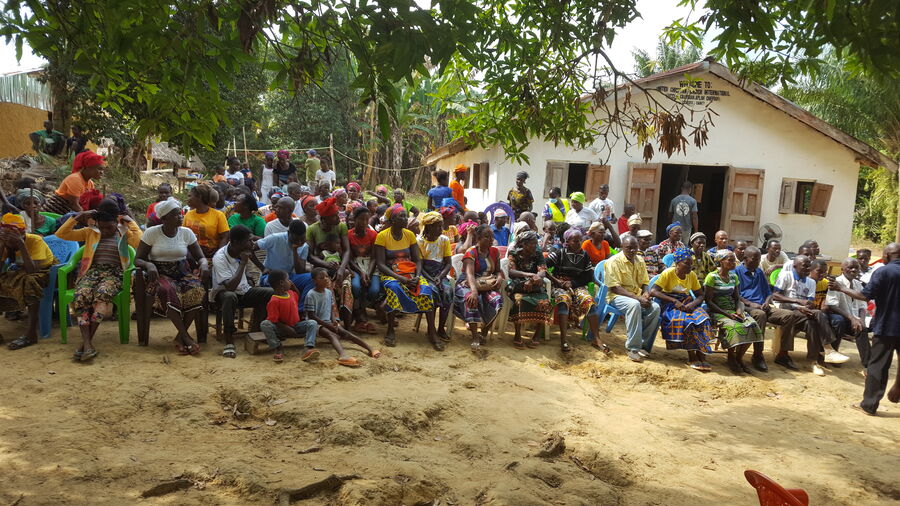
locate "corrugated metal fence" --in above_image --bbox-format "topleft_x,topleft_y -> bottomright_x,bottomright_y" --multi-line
0,72 -> 51,111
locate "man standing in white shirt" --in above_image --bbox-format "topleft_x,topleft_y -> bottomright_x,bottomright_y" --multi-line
772,255 -> 847,375
856,248 -> 881,285
565,192 -> 598,229
826,258 -> 870,369
588,184 -> 615,222
211,225 -> 274,358
315,162 -> 337,190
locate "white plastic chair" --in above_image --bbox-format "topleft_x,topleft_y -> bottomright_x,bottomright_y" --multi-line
414,253 -> 462,338
496,257 -> 552,341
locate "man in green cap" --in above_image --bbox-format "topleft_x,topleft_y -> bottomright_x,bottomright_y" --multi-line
565,191 -> 598,229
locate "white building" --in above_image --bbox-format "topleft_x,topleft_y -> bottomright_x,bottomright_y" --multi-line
424,61 -> 897,259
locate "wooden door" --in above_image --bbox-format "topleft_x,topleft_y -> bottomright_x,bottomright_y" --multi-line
722,167 -> 765,244
584,164 -> 610,197
627,162 -> 662,234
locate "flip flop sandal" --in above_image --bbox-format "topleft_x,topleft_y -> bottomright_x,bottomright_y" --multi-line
512,340 -> 526,350
369,349 -> 381,358
73,349 -> 84,360
525,339 -> 540,349
8,336 -> 34,350
384,335 -> 396,347
189,343 -> 201,355
432,339 -> 446,352
80,349 -> 98,361
222,344 -> 237,358
175,343 -> 190,355
560,342 -> 572,354
689,362 -> 706,372
273,353 -> 284,363
338,357 -> 361,368
701,362 -> 713,372
591,342 -> 612,355
438,333 -> 452,342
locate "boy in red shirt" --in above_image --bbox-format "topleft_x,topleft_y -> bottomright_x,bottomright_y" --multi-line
259,270 -> 320,363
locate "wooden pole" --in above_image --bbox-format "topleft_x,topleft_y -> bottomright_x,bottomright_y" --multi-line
895,170 -> 900,242
242,126 -> 249,164
28,187 -> 36,234
329,134 -> 337,184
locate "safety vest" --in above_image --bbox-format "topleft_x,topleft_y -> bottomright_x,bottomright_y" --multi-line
548,199 -> 570,222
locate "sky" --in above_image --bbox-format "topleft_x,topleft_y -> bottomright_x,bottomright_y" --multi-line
0,1 -> 700,75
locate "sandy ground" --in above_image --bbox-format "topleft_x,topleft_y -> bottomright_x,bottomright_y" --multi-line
0,313 -> 897,506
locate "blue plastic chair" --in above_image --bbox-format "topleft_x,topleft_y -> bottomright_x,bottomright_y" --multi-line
485,202 -> 515,223
662,253 -> 675,268
593,260 -> 626,333
39,235 -> 79,339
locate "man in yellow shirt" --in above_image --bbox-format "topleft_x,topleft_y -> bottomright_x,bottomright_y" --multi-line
604,235 -> 660,362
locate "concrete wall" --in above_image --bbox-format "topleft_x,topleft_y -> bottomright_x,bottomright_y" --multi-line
435,73 -> 860,258
0,102 -> 49,158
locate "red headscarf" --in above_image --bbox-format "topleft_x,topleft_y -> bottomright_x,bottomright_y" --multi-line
315,197 -> 339,217
72,151 -> 105,174
79,189 -> 104,210
301,195 -> 318,211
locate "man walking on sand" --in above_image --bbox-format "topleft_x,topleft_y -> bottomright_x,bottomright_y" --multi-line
831,242 -> 900,415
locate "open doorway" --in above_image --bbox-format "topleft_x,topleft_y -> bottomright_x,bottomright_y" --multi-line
566,163 -> 588,196
656,164 -> 728,240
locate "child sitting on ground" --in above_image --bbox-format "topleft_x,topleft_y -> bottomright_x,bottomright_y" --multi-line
259,270 -> 320,363
305,268 -> 380,367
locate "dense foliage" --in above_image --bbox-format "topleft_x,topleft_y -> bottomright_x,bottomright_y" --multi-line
3,0 -> 896,164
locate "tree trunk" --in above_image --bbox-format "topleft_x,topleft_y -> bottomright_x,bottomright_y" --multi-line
389,121 -> 403,189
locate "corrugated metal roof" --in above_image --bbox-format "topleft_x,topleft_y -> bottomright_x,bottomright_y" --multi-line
0,70 -> 51,110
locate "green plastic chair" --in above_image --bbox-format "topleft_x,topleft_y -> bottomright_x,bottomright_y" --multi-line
58,245 -> 136,344
769,267 -> 782,286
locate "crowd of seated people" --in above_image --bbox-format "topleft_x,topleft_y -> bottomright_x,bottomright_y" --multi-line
2,155 -> 897,414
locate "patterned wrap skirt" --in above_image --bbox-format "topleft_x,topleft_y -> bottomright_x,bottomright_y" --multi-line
0,268 -> 49,311
146,261 -> 205,316
551,283 -> 595,321
383,275 -> 435,314
507,280 -> 552,324
660,294 -> 714,353
43,193 -> 76,216
73,263 -> 122,324
454,280 -> 502,325
713,313 -> 764,348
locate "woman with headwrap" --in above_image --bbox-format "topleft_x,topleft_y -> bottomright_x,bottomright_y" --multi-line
506,171 -> 534,218
582,219 -> 621,265
564,191 -> 598,229
274,150 -> 297,185
345,182 -> 365,211
450,165 -> 468,212
688,232 -> 716,282
506,230 -> 552,349
45,150 -> 105,215
703,249 -> 763,374
307,197 -> 354,322
454,224 -> 505,354
656,222 -> 686,259
392,188 -> 420,217
375,204 -> 440,348
650,248 -> 715,372
365,185 -> 392,206
260,151 -> 277,205
453,216 -> 480,254
505,220 -> 531,254
15,189 -> 57,236
440,206 -> 460,244
417,211 -> 453,341
332,188 -> 349,222
0,213 -> 56,350
427,170 -> 454,211
55,204 -> 142,360
546,228 -> 609,354
135,198 -> 209,354
298,194 -> 318,226
183,184 -> 230,259
618,213 -> 643,242
347,205 -> 380,333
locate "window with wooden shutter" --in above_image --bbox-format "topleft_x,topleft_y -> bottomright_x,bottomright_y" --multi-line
778,179 -> 796,214
543,161 -> 568,197
779,178 -> 832,217
808,183 -> 834,217
469,162 -> 488,189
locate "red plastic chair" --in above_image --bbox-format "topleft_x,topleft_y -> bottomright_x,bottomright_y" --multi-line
744,470 -> 809,506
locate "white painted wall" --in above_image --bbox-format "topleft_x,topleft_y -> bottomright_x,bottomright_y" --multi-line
435,73 -> 861,258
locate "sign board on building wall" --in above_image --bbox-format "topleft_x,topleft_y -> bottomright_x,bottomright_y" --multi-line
655,80 -> 731,107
